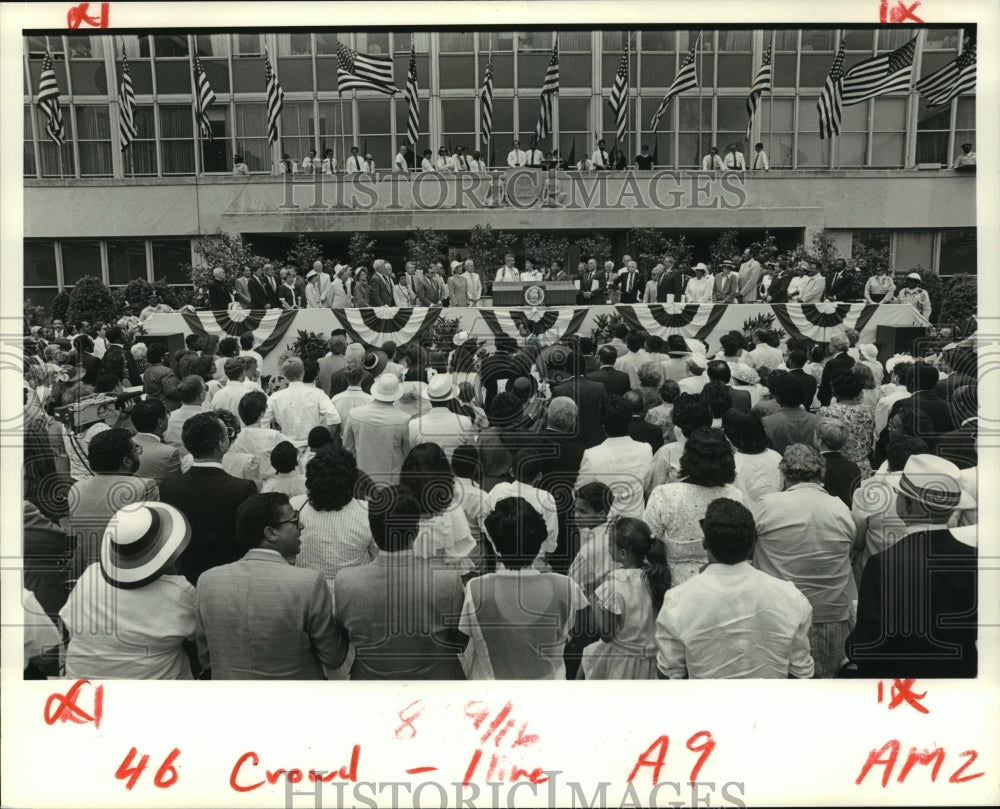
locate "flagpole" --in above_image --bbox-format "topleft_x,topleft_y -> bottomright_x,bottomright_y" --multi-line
626,30 -> 631,166
696,32 -> 704,166
339,92 -> 348,170
767,31 -> 775,152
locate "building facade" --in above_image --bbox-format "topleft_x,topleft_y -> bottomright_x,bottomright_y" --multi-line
23,28 -> 977,306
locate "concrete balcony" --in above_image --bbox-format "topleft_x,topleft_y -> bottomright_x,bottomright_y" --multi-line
24,169 -> 976,239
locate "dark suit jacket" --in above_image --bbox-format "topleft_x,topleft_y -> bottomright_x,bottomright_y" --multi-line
821,451 -> 861,508
534,429 -> 586,573
102,344 -> 141,386
789,368 -> 818,411
658,269 -> 685,302
262,274 -> 281,308
847,528 -> 977,678
78,351 -> 102,386
248,275 -> 271,309
629,418 -> 664,453
586,366 -> 631,397
907,389 -> 957,434
159,465 -> 257,585
481,351 -> 534,410
206,280 -> 231,311
368,272 -> 395,307
577,272 -> 607,305
936,420 -> 977,469
612,272 -> 644,304
329,367 -> 374,398
817,352 -> 856,407
551,376 -> 608,449
728,386 -> 752,413
767,272 -> 792,304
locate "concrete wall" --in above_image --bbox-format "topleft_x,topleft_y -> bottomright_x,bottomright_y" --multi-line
24,170 -> 975,239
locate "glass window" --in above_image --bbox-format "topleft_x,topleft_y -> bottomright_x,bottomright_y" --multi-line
233,56 -> 264,93
839,102 -> 868,167
276,33 -> 313,57
233,33 -> 262,58
844,30 -> 874,52
486,98 -> 515,166
125,106 -> 157,175
157,59 -> 198,94
159,105 -> 195,175
393,32 -> 431,54
317,101 -> 354,157
394,96 -> 429,152
442,98 -> 476,146
276,56 -> 313,93
439,32 -> 474,53
76,106 -> 113,177
558,31 -> 592,52
357,33 -> 390,56
315,32 -> 340,55
61,240 -> 102,286
194,34 -> 229,57
876,28 -> 913,52
796,96 -> 827,168
356,99 -> 391,167
440,54 -> 476,90
68,35 -> 108,95
26,35 -> 64,59
36,108 -> 75,177
717,30 -> 752,88
915,95 -> 952,165
107,239 -> 147,286
234,103 -> 269,172
558,97 -> 590,163
24,106 -> 36,177
600,48 -> 634,89
201,107 -> 232,173
478,32 -> 513,52
894,231 -> 934,272
852,230 -> 892,254
641,30 -> 675,51
755,98 -> 794,168
924,28 -> 962,50
151,239 -> 192,285
153,35 -> 188,58
938,229 -> 976,275
24,241 -> 58,287
280,102 -> 315,167
678,96 -> 712,167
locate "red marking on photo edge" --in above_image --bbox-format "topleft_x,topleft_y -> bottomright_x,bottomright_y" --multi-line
879,0 -> 924,23
66,2 -> 109,29
405,766 -> 438,774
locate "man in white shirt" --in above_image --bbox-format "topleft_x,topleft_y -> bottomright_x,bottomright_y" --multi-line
463,259 -> 483,306
345,147 -> 368,174
238,332 -> 264,373
798,260 -> 827,304
300,149 -> 318,174
211,359 -> 258,421
407,375 -> 475,461
576,396 -> 652,518
164,375 -> 207,449
613,331 -> 651,389
468,151 -> 487,172
737,249 -> 762,303
591,139 -> 611,170
506,139 -> 527,168
495,253 -> 520,283
487,452 -> 559,560
331,365 -> 373,426
701,146 -> 725,171
684,263 -> 714,303
656,497 -> 815,679
420,149 -> 434,172
264,357 -> 340,447
395,143 -> 412,172
751,142 -> 770,171
453,146 -> 472,171
723,143 -> 747,170
575,155 -> 595,171
321,148 -> 337,173
525,142 -> 544,168
434,147 -> 455,172
139,294 -> 175,322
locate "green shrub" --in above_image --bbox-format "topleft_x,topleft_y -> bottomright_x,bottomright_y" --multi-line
348,232 -> 377,269
50,291 -> 70,323
66,276 -> 114,326
465,225 -> 513,277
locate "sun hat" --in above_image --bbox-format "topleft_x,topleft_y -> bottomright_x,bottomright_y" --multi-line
906,272 -> 922,281
370,372 -> 403,402
306,269 -> 318,279
884,353 -> 913,374
731,364 -> 760,385
721,259 -> 734,268
890,454 -> 975,512
687,353 -> 708,370
100,503 -> 191,589
453,330 -> 471,347
693,262 -> 708,272
858,343 -> 879,363
422,373 -> 459,402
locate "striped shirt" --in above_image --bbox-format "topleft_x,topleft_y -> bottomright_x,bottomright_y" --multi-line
291,496 -> 377,593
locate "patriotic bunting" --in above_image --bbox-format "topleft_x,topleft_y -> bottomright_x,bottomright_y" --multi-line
478,308 -> 589,343
615,304 -> 728,341
768,302 -> 882,342
331,307 -> 443,348
181,308 -> 299,358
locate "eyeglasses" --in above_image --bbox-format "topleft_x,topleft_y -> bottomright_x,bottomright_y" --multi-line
272,511 -> 300,527
225,427 -> 237,440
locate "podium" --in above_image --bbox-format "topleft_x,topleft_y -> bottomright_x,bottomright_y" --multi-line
875,324 -> 929,365
491,281 -> 578,306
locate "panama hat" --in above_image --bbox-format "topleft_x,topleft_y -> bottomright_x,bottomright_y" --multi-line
306,269 -> 318,279
422,373 -> 459,401
693,262 -> 708,272
687,353 -> 708,370
100,503 -> 191,589
890,454 -> 975,512
371,372 -> 403,402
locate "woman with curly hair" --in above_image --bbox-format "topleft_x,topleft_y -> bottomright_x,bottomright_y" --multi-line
292,446 -> 377,594
723,408 -> 782,504
643,427 -> 744,586
580,518 -> 669,680
400,442 -> 476,566
817,366 -> 875,480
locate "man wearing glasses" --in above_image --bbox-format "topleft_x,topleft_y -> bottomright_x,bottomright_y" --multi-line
195,492 -> 349,680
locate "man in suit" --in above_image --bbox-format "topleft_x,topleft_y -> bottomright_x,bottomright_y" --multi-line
888,362 -> 956,435
625,390 -> 664,452
737,249 -> 763,303
798,260 -> 827,304
577,259 -> 606,305
72,334 -> 103,385
233,266 -> 252,308
762,373 -> 819,454
130,399 -> 184,482
817,333 -> 855,407
159,412 -> 257,585
612,260 -> 644,304
586,345 -> 631,397
551,350 -> 608,449
706,360 -> 751,412
846,454 -> 977,678
101,325 -> 142,386
261,264 -> 281,308
314,335 -> 348,397
195,492 -> 348,679
658,257 -> 686,303
815,417 -> 861,508
367,260 -> 395,307
206,267 -> 233,311
936,385 -> 976,469
248,265 -> 271,309
785,348 -> 818,411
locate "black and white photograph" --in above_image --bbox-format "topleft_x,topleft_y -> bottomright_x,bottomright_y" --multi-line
3,1 -> 997,806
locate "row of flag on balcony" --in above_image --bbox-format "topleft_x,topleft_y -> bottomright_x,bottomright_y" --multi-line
33,36 -> 976,153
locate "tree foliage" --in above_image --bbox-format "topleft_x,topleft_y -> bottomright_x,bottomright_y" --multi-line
348,232 -> 377,269
66,275 -> 114,326
575,233 -> 613,267
522,232 -> 570,269
937,274 -> 977,329
185,229 -> 268,291
465,225 -> 515,277
405,227 -> 451,272
661,235 -> 694,268
285,234 -> 325,275
112,278 -> 183,317
50,291 -> 71,323
708,230 -> 741,270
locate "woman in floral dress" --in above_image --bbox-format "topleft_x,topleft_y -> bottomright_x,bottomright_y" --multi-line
817,365 -> 875,479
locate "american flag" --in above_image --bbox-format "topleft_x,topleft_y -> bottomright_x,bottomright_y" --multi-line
650,46 -> 698,132
608,48 -> 629,142
404,43 -> 420,145
480,54 -> 494,147
336,42 -> 397,95
842,37 -> 917,105
37,50 -> 66,146
193,55 -> 216,141
264,50 -> 284,145
117,45 -> 138,151
534,39 -> 560,140
817,40 -> 847,140
745,47 -> 772,141
916,40 -> 976,107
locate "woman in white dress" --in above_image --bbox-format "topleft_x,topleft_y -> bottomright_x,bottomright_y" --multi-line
393,270 -> 416,307
329,266 -> 353,308
722,409 -> 782,505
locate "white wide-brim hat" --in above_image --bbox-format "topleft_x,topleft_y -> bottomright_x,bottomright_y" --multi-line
100,503 -> 191,589
422,373 -> 459,401
890,454 -> 975,512
371,372 -> 404,402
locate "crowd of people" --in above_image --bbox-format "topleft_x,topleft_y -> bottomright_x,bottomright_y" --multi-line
184,247 -> 936,315
22,307 -> 978,681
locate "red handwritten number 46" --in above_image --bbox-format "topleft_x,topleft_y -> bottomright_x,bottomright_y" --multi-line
115,748 -> 181,791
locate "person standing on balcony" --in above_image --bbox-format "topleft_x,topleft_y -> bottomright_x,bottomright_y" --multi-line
463,259 -> 483,307
701,146 -> 724,171
434,146 -> 455,172
525,141 -> 544,168
635,144 -> 655,170
232,155 -> 249,176
591,139 -> 611,170
468,151 -> 487,172
321,148 -> 337,173
713,260 -> 738,303
507,139 -> 527,168
751,142 -> 770,171
346,146 -> 367,174
863,265 -> 896,304
953,142 -> 976,171
723,143 -> 746,170
798,261 -> 827,304
300,149 -> 318,174
420,149 -> 434,172
395,143 -> 412,173
685,263 -> 714,304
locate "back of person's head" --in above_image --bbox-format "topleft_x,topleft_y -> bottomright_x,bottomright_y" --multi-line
511,450 -> 541,486
613,324 -> 628,340
185,334 -> 204,351
106,325 -> 125,344
308,425 -> 332,450
844,327 -> 860,347
73,333 -> 95,354
853,362 -> 876,391
489,391 -> 522,427
763,330 -> 781,348
329,335 -> 347,356
87,428 -> 134,473
484,496 -> 547,569
638,362 -> 662,389
202,334 -> 220,356
368,484 -> 421,552
951,384 -> 977,423
886,434 -> 930,472
218,337 -> 240,358
235,492 -> 291,551
577,336 -> 594,356
700,380 -> 733,419
340,364 -> 362,387
178,374 -> 205,405
626,331 -> 646,353
622,389 -> 645,416
281,356 -> 304,382
601,395 -> 633,437
304,446 -> 357,511
666,334 -> 688,354
494,335 -> 518,355
779,443 -> 825,485
912,361 -> 940,392
892,405 -> 934,437
671,392 -> 713,437
451,444 -> 481,483
719,334 -> 740,358
239,332 -> 255,351
546,396 -> 577,433
702,497 -> 757,564
270,441 -> 299,474
830,333 -> 850,353
659,379 -> 681,404
94,373 -> 120,394
771,373 -> 806,408
213,409 -> 241,443
786,348 -> 807,370
510,376 -> 536,402
679,427 -> 736,487
646,335 -> 664,354
705,360 -> 732,383
810,343 -> 827,364
722,408 -> 769,454
224,358 -> 244,381
130,398 -> 166,434
345,343 -> 365,366
146,342 -> 166,365
302,358 -> 320,384
238,389 -> 268,427
762,368 -> 788,392
611,517 -> 671,611
831,367 -> 864,401
181,412 -> 226,458
815,417 -> 850,451
576,481 -> 614,515
597,345 -> 618,366
400,442 -> 455,516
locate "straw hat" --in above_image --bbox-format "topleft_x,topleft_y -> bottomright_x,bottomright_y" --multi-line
370,373 -> 403,402
100,503 -> 191,589
422,373 -> 459,402
890,454 -> 975,512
